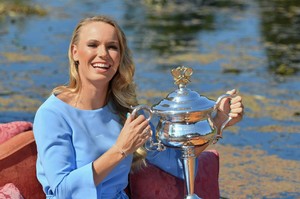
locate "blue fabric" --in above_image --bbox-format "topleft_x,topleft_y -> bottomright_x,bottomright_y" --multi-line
33,94 -> 185,199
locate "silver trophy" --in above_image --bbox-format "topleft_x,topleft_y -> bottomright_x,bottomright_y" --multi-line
132,66 -> 234,199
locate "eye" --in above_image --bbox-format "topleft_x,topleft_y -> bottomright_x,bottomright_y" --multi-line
87,43 -> 97,48
107,45 -> 119,50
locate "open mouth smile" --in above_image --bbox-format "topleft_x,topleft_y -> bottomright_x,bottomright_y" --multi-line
92,63 -> 111,69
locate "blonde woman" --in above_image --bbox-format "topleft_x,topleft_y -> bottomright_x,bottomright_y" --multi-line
33,15 -> 244,199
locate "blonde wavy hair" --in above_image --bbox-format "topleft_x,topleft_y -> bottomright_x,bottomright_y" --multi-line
53,15 -> 146,169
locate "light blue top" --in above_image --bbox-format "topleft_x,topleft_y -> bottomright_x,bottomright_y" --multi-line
33,94 -> 185,199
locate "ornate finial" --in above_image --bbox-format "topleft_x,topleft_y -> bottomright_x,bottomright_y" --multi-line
171,66 -> 193,87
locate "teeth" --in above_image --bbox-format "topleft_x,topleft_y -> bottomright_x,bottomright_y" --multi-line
92,63 -> 110,68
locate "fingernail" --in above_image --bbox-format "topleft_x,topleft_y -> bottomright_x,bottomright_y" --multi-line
126,112 -> 130,118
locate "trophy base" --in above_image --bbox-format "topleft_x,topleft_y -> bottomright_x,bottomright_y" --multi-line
185,194 -> 201,199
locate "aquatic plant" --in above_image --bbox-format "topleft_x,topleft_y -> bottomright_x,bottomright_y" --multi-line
0,0 -> 47,17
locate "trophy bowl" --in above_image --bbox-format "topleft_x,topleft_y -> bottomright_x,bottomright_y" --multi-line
132,66 -> 234,199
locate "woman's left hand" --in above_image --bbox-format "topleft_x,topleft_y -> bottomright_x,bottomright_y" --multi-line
217,89 -> 244,127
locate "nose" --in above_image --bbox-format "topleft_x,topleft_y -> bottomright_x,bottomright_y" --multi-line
98,45 -> 108,58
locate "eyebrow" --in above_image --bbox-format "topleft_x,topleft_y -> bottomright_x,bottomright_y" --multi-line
87,39 -> 119,44
107,41 -> 119,45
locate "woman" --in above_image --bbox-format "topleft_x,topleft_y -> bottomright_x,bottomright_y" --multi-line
33,15 -> 244,199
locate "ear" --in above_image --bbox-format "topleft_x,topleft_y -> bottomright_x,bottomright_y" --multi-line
72,44 -> 79,61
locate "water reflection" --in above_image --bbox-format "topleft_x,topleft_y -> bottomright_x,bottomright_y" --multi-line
0,0 -> 47,52
258,0 -> 300,75
124,0 -> 248,56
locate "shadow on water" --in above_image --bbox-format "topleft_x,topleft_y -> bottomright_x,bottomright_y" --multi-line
0,0 -> 299,197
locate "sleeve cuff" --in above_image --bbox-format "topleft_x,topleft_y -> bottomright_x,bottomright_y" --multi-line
59,162 -> 98,198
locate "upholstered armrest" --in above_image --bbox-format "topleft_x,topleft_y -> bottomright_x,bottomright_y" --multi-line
0,130 -> 35,160
0,130 -> 44,198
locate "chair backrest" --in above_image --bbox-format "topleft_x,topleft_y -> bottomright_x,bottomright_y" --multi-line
0,130 -> 44,198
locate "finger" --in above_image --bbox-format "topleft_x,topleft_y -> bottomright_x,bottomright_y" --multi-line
229,111 -> 244,118
143,130 -> 153,144
148,129 -> 153,137
137,119 -> 150,132
226,89 -> 237,95
141,126 -> 151,137
131,114 -> 148,126
229,112 -> 239,118
229,107 -> 244,115
230,102 -> 242,109
230,95 -> 242,104
146,130 -> 153,139
124,112 -> 133,125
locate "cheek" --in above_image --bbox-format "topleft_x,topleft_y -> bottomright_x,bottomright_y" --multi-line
110,51 -> 121,64
115,56 -> 121,67
78,48 -> 93,61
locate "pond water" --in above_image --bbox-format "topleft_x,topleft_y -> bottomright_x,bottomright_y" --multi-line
0,0 -> 299,198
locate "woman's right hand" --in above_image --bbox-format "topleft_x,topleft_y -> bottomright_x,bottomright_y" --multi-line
115,113 -> 152,156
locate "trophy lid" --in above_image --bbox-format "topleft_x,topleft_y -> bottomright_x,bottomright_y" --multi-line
152,66 -> 216,114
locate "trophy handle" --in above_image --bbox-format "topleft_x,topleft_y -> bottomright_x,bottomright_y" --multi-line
131,105 -> 166,152
131,105 -> 153,121
213,93 -> 235,144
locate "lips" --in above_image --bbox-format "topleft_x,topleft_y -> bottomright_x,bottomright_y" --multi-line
92,63 -> 110,69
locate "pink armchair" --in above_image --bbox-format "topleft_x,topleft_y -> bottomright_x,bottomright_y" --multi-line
0,122 -> 220,199
0,130 -> 44,198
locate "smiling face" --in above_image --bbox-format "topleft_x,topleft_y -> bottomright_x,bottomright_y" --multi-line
72,21 -> 121,88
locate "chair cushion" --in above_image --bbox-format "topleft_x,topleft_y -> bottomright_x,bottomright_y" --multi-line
0,121 -> 32,144
0,183 -> 23,199
130,150 -> 220,199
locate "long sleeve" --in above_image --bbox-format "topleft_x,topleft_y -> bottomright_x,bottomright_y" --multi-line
33,95 -> 131,199
33,107 -> 97,199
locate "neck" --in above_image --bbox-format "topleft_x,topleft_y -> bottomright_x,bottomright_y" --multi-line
75,83 -> 109,110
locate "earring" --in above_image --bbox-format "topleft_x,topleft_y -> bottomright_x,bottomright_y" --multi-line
74,61 -> 79,67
